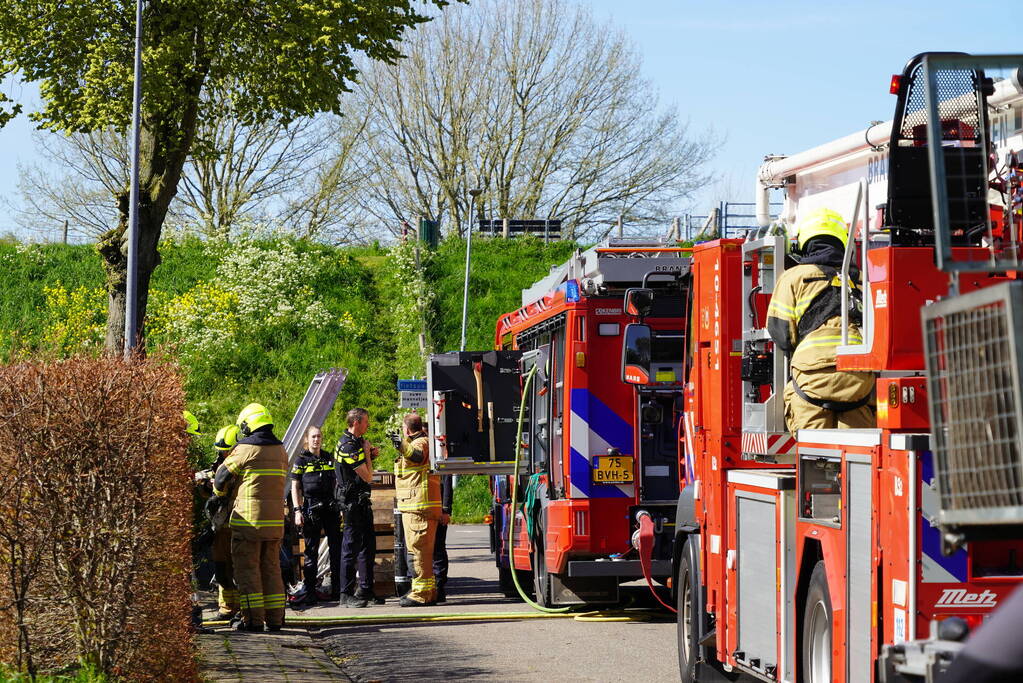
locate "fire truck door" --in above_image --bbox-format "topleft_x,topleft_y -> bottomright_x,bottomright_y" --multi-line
638,393 -> 681,502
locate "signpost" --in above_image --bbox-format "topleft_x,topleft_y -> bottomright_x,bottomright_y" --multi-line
397,379 -> 428,413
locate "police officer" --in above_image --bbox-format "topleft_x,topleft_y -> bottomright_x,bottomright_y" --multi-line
767,208 -> 876,431
334,408 -> 377,608
433,475 -> 454,603
211,403 -> 288,632
395,412 -> 442,607
290,425 -> 341,606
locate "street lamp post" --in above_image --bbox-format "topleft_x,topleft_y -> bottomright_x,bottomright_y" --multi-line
124,0 -> 143,357
460,187 -> 483,352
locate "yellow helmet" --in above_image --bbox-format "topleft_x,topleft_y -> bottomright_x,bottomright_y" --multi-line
237,403 -> 273,436
214,425 -> 240,452
795,208 -> 849,251
183,410 -> 201,436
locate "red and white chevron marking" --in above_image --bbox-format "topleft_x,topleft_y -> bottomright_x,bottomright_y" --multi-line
741,432 -> 797,456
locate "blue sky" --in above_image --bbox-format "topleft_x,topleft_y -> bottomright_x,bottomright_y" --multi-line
0,1 -> 1020,232
586,0 -> 1021,209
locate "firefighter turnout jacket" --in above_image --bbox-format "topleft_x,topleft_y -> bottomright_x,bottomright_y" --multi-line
213,428 -> 288,540
767,246 -> 875,429
396,431 -> 442,519
767,261 -> 864,370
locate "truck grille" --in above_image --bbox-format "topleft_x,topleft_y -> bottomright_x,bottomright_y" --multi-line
923,282 -> 1023,525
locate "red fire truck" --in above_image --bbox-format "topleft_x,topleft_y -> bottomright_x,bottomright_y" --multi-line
638,53 -> 1023,682
427,241 -> 691,605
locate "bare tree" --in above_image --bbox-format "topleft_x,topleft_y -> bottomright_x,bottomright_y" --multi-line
15,106 -> 356,242
343,0 -> 716,240
15,128 -> 127,240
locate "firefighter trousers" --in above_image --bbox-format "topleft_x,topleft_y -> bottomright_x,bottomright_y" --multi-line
784,367 -> 876,432
231,534 -> 285,628
211,526 -> 238,615
403,511 -> 438,604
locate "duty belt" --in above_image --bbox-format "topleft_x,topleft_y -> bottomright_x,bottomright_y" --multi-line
792,381 -> 874,414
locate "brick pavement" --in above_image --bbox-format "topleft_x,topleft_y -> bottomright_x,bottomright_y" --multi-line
197,627 -> 351,682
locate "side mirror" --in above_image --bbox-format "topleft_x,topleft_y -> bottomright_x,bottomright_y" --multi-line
621,323 -> 652,385
624,288 -> 654,318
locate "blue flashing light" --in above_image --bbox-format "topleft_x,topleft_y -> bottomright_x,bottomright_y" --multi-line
565,280 -> 581,302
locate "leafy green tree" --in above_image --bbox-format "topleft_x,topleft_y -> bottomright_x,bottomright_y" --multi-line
0,0 -> 451,351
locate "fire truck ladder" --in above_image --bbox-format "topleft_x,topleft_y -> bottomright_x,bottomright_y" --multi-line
520,238 -> 691,306
282,367 -> 349,468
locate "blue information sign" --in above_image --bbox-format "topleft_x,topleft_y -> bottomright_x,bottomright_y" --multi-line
397,379 -> 427,392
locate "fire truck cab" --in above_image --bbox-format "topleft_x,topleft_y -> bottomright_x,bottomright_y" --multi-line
667,53 -> 1023,683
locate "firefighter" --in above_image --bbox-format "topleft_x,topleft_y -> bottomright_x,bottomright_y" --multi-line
767,208 -> 876,431
184,410 -> 202,437
289,425 -> 342,606
394,412 -> 442,607
334,408 -> 378,608
211,403 -> 288,632
208,425 -> 240,619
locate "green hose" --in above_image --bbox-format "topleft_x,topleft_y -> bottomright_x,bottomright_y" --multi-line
203,611 -> 578,627
507,364 -> 571,613
203,608 -> 656,628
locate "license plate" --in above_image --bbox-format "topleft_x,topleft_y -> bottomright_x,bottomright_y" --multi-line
592,455 -> 634,485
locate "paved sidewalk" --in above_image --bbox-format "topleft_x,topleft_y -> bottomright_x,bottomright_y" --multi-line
197,626 -> 351,682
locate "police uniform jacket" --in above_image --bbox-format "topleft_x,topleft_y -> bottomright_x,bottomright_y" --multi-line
213,427 -> 287,541
289,448 -> 336,502
396,430 -> 441,520
334,429 -> 371,508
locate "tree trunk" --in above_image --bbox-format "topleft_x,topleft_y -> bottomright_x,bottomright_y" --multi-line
97,85 -> 204,354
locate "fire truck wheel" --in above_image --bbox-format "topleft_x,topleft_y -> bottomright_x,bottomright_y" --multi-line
802,561 -> 833,683
531,540 -> 553,607
676,538 -> 698,681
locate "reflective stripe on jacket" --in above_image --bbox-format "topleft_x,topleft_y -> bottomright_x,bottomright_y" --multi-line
767,263 -> 864,372
395,432 -> 441,518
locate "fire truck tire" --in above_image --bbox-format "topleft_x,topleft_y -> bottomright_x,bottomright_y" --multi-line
531,541 -> 553,607
802,561 -> 833,683
676,538 -> 698,681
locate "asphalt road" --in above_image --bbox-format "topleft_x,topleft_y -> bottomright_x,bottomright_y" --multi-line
314,525 -> 680,682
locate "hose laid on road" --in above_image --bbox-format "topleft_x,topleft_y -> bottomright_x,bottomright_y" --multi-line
203,611 -> 578,627
203,608 -> 657,628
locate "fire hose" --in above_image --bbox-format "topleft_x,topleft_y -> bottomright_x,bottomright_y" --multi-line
635,510 -> 677,614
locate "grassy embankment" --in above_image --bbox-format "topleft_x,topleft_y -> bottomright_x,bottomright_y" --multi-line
0,235 -> 576,521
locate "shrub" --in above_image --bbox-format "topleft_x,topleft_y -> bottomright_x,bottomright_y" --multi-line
0,357 -> 196,681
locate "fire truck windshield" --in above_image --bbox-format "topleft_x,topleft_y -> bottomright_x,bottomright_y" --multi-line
651,331 -> 683,364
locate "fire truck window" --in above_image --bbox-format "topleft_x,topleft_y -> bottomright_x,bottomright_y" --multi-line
576,316 -> 586,342
651,331 -> 684,363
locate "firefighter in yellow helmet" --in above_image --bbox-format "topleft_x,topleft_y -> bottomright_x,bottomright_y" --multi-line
206,425 -> 240,619
392,412 -> 442,606
183,410 -> 202,436
211,403 -> 288,631
767,208 -> 877,431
